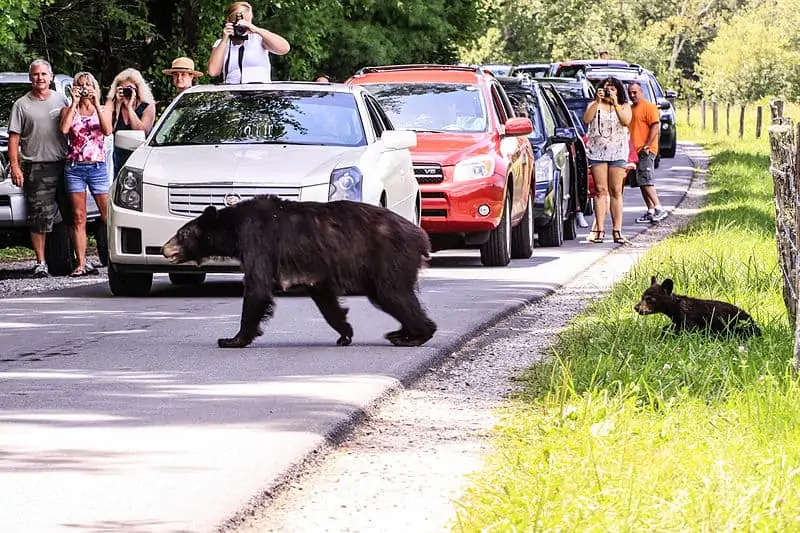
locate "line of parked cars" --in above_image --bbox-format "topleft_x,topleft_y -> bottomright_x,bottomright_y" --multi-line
0,57 -> 669,296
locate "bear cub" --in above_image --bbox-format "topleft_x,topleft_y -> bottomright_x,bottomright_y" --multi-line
162,195 -> 437,349
634,276 -> 761,338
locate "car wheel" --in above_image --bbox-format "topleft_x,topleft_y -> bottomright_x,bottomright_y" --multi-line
480,190 -> 512,267
169,272 -> 206,286
662,136 -> 677,158
537,182 -> 564,247
108,262 -> 153,297
44,220 -> 76,276
92,221 -> 109,266
563,207 -> 577,241
511,187 -> 534,259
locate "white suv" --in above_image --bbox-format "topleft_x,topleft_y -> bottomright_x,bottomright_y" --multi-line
107,82 -> 420,296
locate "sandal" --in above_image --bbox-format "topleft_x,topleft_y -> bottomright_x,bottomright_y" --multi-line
612,230 -> 630,244
69,267 -> 89,277
586,230 -> 605,243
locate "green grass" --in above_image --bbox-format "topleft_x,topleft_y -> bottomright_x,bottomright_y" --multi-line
451,115 -> 799,531
0,246 -> 35,262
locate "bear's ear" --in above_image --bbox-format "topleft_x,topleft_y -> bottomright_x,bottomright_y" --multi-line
199,205 -> 218,227
650,276 -> 658,285
661,278 -> 674,295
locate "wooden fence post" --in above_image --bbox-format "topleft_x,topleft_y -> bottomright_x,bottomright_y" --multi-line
794,121 -> 800,374
712,101 -> 719,133
686,97 -> 691,126
701,100 -> 706,131
739,104 -> 746,138
726,103 -> 731,136
757,106 -> 763,138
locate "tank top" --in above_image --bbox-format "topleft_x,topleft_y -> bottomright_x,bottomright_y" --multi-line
67,108 -> 105,163
213,33 -> 272,84
586,106 -> 629,161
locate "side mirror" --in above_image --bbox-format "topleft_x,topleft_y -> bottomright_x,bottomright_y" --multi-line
551,127 -> 577,144
504,116 -> 533,137
665,89 -> 678,100
657,98 -> 672,111
381,130 -> 417,150
114,130 -> 147,152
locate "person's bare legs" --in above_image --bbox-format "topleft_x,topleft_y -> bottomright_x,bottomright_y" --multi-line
30,232 -> 46,262
69,191 -> 88,271
608,165 -> 626,232
588,163 -> 609,241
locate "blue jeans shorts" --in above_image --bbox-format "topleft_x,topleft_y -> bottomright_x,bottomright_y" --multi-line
65,161 -> 110,195
588,158 -> 627,168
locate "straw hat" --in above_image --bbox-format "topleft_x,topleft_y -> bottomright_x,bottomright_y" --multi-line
162,57 -> 203,77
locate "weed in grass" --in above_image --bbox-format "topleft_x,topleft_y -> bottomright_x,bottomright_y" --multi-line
452,120 -> 800,532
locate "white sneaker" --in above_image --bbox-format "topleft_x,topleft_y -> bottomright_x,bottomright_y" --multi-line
651,208 -> 669,222
576,212 -> 589,228
32,262 -> 50,278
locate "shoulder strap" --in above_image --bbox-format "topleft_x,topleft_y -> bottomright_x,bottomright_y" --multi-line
222,40 -> 247,83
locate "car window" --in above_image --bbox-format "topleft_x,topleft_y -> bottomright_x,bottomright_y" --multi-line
150,90 -> 367,147
489,84 -> 509,125
505,91 -> 545,143
540,97 -> 557,137
362,82 -> 487,133
363,96 -> 386,138
541,87 -> 570,125
0,83 -> 33,128
366,94 -> 396,130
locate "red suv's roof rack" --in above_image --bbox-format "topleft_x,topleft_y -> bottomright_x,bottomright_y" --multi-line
354,64 -> 487,76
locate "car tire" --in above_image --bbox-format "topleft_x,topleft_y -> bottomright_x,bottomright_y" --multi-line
537,183 -> 564,247
662,137 -> 677,158
92,221 -> 109,267
480,190 -> 512,267
44,221 -> 76,276
511,188 -> 534,259
108,262 -> 153,297
563,209 -> 577,241
169,272 -> 206,286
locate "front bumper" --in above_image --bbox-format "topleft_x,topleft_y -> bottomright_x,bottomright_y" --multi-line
420,172 -> 507,234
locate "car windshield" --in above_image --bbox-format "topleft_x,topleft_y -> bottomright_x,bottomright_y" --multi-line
0,83 -> 33,128
151,89 -> 367,147
362,83 -> 487,133
545,83 -> 587,99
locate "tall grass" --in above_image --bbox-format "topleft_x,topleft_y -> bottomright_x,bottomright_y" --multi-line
451,115 -> 798,531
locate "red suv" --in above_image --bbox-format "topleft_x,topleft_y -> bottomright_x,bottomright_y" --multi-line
347,64 -> 535,267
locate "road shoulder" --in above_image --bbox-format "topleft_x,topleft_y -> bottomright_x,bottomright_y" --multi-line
228,142 -> 710,533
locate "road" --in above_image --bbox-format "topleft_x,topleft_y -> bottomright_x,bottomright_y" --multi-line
0,147 -> 697,533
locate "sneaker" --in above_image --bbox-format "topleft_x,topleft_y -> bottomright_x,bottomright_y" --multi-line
651,208 -> 669,222
575,212 -> 589,228
635,212 -> 653,224
32,262 -> 50,278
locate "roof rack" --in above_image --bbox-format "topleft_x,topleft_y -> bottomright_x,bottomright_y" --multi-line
354,64 -> 485,76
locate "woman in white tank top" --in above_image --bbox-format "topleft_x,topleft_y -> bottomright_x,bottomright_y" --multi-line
582,76 -> 632,244
207,1 -> 291,84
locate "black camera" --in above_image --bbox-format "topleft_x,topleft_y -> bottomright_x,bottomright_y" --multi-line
79,88 -> 89,97
232,12 -> 248,40
121,86 -> 134,98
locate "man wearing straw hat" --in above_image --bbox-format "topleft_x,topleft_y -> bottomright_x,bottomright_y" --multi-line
162,56 -> 203,95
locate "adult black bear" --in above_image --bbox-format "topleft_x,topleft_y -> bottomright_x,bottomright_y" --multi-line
634,276 -> 761,338
161,196 -> 437,349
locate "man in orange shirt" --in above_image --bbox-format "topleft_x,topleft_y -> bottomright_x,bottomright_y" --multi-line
628,82 -> 668,223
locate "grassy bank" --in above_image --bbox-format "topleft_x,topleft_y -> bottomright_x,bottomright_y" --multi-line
452,122 -> 797,530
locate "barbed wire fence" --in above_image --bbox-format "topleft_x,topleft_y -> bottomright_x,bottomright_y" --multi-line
767,101 -> 800,372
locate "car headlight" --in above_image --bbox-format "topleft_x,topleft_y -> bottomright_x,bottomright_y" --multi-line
453,156 -> 495,181
328,167 -> 363,202
535,157 -> 553,190
661,122 -> 671,130
114,167 -> 143,211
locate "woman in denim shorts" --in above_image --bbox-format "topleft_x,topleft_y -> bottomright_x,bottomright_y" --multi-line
59,71 -> 113,276
582,76 -> 632,244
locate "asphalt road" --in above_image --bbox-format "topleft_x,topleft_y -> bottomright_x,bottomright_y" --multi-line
0,146 -> 696,533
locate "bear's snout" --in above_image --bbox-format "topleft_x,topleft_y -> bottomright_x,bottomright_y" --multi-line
634,301 -> 651,315
161,238 -> 182,263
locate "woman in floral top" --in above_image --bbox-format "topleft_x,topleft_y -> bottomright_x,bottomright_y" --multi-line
59,71 -> 113,277
582,76 -> 632,244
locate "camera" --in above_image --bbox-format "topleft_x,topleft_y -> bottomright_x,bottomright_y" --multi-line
121,86 -> 134,98
232,12 -> 248,40
79,88 -> 89,97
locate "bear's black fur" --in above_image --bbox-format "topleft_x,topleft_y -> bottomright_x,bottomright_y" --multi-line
634,276 -> 761,338
161,195 -> 437,348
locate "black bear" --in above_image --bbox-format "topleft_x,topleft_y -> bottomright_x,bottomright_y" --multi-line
634,276 -> 761,338
161,195 -> 437,349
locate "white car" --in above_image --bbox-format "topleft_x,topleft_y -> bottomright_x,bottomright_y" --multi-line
107,82 -> 420,296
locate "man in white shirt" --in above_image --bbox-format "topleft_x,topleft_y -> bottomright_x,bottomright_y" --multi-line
207,1 -> 290,84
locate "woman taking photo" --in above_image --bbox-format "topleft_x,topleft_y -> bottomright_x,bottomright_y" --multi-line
582,76 -> 632,244
102,68 -> 156,169
207,1 -> 290,84
59,71 -> 113,277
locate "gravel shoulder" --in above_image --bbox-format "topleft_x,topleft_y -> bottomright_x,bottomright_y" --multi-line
0,251 -> 107,298
230,143 -> 709,533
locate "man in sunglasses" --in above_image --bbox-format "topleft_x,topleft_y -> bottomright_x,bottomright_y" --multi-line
628,82 -> 668,223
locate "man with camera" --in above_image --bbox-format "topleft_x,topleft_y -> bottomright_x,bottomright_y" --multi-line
628,82 -> 668,223
206,2 -> 290,84
7,59 -> 70,278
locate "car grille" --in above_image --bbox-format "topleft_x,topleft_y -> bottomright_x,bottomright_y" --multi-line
168,184 -> 301,217
413,163 -> 444,184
